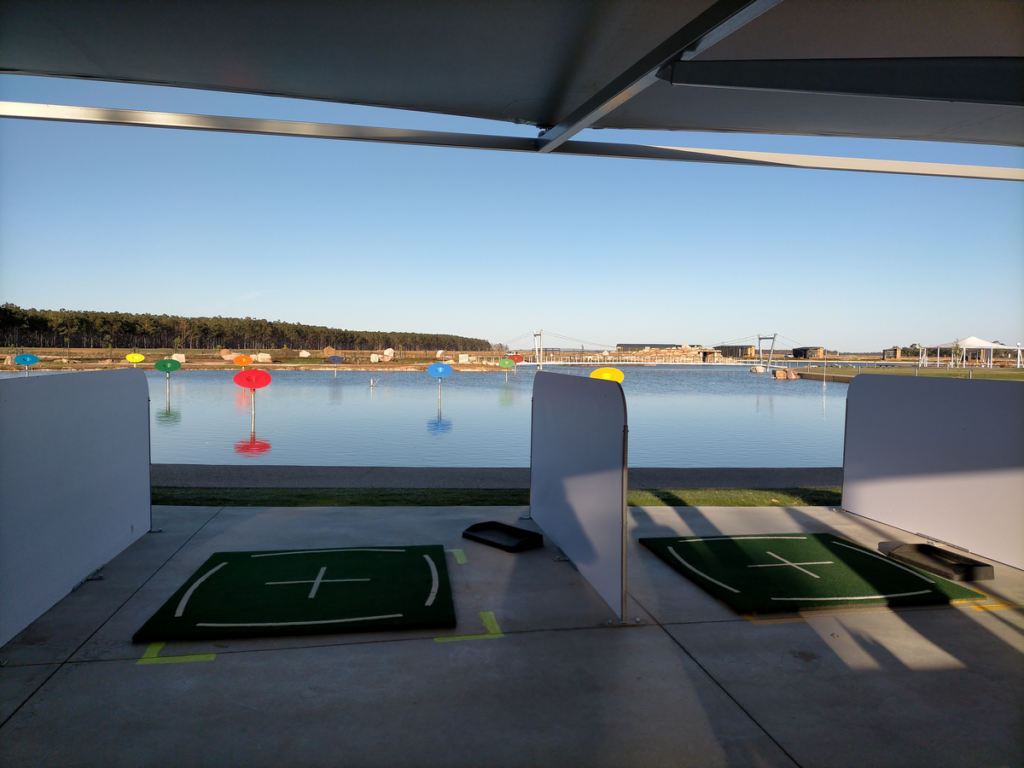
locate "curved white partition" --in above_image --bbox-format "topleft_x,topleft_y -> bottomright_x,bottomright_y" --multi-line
842,375 -> 1024,570
0,369 -> 151,647
530,371 -> 627,619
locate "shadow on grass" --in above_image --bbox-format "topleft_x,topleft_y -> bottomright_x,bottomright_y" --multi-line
630,487 -> 841,508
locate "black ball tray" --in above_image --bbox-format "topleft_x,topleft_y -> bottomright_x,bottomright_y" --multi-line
462,521 -> 543,553
889,543 -> 994,581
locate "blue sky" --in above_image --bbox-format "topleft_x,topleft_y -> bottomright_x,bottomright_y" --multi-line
1,74 -> 1022,352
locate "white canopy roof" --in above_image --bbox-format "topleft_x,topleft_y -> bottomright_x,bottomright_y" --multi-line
929,336 -> 1016,350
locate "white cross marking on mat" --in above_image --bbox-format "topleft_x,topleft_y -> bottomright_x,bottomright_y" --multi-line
747,551 -> 834,579
265,567 -> 370,598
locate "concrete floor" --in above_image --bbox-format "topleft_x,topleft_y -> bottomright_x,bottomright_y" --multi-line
1,504 -> 1020,767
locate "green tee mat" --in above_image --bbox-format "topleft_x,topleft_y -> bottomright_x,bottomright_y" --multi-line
639,533 -> 985,615
134,545 -> 456,642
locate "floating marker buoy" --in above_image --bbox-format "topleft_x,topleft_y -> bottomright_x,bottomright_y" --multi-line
590,367 -> 624,383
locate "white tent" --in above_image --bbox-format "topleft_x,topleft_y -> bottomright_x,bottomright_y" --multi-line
921,336 -> 1019,368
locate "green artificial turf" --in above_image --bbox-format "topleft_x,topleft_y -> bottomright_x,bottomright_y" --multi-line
151,486 -> 841,508
134,545 -> 456,642
639,533 -> 985,615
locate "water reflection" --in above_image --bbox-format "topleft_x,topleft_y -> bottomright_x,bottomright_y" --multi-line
156,379 -> 182,425
156,406 -> 181,426
234,387 -> 252,414
140,367 -> 848,467
427,417 -> 453,435
235,434 -> 272,456
428,400 -> 453,435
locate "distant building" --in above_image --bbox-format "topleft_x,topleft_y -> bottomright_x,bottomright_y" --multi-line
883,347 -> 901,360
793,346 -> 825,359
616,343 -> 682,351
698,348 -> 722,363
716,345 -> 756,358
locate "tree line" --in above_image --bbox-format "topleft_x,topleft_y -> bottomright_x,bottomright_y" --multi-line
0,304 -> 492,352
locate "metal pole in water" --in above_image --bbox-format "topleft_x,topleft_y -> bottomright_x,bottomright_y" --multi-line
251,388 -> 256,434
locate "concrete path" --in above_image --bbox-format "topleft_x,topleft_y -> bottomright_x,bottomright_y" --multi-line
151,464 -> 844,489
2,504 -> 1019,767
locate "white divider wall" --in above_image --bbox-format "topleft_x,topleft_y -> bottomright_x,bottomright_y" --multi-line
530,371 -> 627,619
843,375 -> 1024,569
0,369 -> 151,647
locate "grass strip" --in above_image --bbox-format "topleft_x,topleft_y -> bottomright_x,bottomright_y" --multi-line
152,486 -> 842,508
629,487 -> 841,507
803,367 -> 1024,381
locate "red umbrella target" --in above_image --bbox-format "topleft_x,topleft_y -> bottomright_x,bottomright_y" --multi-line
233,369 -> 272,435
233,369 -> 272,389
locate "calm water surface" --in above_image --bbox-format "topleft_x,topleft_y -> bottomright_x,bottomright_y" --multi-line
138,366 -> 846,466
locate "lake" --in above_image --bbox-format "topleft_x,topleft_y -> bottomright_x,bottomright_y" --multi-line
138,366 -> 847,467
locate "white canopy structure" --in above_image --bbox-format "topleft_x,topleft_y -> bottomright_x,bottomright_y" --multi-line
920,336 -> 1021,368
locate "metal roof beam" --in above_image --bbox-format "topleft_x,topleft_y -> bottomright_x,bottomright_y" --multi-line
658,58 -> 1024,107
2,101 -> 1021,182
536,0 -> 782,153
0,102 -> 540,152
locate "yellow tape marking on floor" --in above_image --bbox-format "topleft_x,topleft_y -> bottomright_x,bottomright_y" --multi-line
136,641 -> 216,664
743,614 -> 805,625
445,548 -> 468,565
434,611 -> 504,642
971,603 -> 1023,612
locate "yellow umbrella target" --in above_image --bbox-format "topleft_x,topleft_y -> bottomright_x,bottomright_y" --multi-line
589,367 -> 624,383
